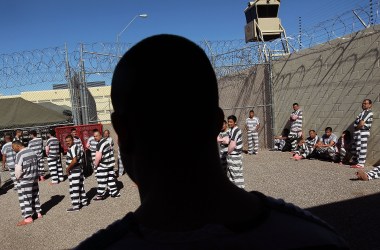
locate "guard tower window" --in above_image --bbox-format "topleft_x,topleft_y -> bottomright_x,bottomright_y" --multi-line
257,5 -> 278,18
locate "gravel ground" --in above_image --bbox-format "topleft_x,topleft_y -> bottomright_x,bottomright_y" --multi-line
0,149 -> 379,250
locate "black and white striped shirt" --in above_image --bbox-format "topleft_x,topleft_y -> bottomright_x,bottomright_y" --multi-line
15,147 -> 38,181
305,135 -> 319,151
246,117 -> 260,132
73,137 -> 84,158
290,109 -> 303,132
87,136 -> 98,152
46,136 -> 60,158
66,144 -> 82,167
28,137 -> 43,159
106,137 -> 114,150
96,138 -> 115,168
354,109 -> 373,131
218,130 -> 229,156
1,142 -> 16,168
229,126 -> 243,155
74,137 -> 83,148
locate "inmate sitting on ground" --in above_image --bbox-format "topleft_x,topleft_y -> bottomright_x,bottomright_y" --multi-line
75,34 -> 348,249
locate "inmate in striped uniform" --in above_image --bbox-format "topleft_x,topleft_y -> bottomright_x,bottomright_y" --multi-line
105,136 -> 117,173
15,147 -> 42,219
351,106 -> 373,167
336,131 -> 351,163
294,135 -> 319,159
289,106 -> 303,151
66,144 -> 88,209
1,141 -> 17,188
117,147 -> 124,176
74,137 -> 84,161
28,137 -> 45,177
46,136 -> 64,183
315,132 -> 338,161
95,138 -> 119,197
227,126 -> 245,189
86,136 -> 98,169
245,115 -> 260,154
217,127 -> 229,175
364,165 -> 380,180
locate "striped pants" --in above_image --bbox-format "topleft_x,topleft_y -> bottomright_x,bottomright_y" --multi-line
8,165 -> 17,188
17,179 -> 42,218
337,147 -> 347,162
118,157 -> 124,176
273,139 -> 286,150
351,130 -> 370,166
90,151 -> 96,174
294,144 -> 314,159
366,166 -> 380,180
247,130 -> 259,154
227,154 -> 245,189
117,150 -> 124,176
37,157 -> 45,177
47,156 -> 64,183
288,131 -> 302,151
95,166 -> 118,196
315,147 -> 337,161
68,165 -> 88,208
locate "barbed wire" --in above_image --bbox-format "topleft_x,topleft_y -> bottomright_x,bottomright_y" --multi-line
1,1 -> 379,91
0,47 -> 67,90
269,1 -> 380,54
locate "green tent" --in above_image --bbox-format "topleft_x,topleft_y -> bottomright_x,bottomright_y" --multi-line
0,97 -> 70,129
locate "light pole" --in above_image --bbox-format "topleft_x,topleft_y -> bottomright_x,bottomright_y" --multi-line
116,13 -> 148,56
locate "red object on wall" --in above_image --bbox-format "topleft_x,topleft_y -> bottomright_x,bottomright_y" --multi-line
55,124 -> 103,153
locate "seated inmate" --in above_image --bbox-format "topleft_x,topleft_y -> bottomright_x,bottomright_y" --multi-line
336,130 -> 351,165
75,34 -> 348,249
292,130 -> 319,160
272,128 -> 290,151
314,127 -> 339,162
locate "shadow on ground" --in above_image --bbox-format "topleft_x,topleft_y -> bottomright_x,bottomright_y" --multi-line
86,187 -> 98,201
0,179 -> 15,194
307,192 -> 380,250
41,195 -> 65,215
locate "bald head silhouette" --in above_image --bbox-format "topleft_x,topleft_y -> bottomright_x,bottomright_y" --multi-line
111,34 -> 224,185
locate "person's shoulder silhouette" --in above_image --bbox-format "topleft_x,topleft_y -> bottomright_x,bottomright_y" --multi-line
75,34 -> 348,250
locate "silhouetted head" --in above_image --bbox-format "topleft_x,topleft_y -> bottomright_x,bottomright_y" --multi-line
30,130 -> 37,138
111,34 -> 222,183
71,128 -> 77,137
48,129 -> 56,137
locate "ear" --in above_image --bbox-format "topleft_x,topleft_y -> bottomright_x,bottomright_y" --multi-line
111,112 -> 134,152
214,107 -> 225,135
111,112 -> 125,141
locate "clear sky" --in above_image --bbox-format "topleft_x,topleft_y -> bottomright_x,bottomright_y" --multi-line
0,0 -> 370,54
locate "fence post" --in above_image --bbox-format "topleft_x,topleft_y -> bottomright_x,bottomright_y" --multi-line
80,43 -> 89,125
65,44 -> 81,125
268,50 -> 275,148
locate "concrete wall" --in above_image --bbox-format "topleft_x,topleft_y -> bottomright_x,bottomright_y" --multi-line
218,64 -> 273,149
272,25 -> 380,166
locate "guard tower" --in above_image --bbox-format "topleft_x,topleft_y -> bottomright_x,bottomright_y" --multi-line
244,0 -> 290,60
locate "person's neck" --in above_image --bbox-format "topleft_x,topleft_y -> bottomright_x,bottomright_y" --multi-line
134,169 -> 262,231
